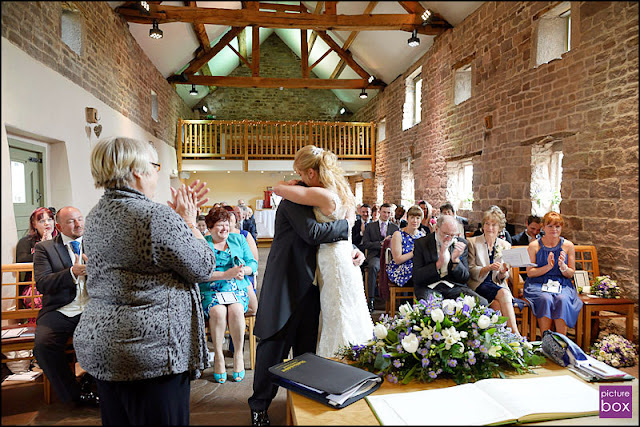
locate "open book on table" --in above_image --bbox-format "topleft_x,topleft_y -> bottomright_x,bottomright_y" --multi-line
366,375 -> 599,425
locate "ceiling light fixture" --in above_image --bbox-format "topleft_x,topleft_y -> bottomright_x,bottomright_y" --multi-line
149,19 -> 163,39
421,9 -> 432,22
340,107 -> 346,114
189,84 -> 198,96
359,89 -> 368,99
368,75 -> 374,84
202,105 -> 208,113
408,29 -> 420,47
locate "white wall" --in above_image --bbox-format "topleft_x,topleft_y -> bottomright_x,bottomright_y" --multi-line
1,37 -> 178,264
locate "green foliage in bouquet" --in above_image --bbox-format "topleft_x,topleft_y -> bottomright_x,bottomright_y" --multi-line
590,276 -> 621,299
339,293 -> 545,385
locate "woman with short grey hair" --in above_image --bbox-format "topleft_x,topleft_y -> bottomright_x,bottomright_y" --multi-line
73,136 -> 216,425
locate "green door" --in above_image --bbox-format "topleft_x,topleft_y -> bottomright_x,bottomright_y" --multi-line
9,141 -> 45,239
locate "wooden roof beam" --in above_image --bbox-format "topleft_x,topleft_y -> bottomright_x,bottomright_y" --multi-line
114,4 -> 447,34
252,25 -> 260,77
397,1 -> 452,29
307,1 -> 324,54
315,31 -> 370,80
168,75 -> 385,90
330,1 -> 377,79
185,1 -> 216,92
182,26 -> 245,75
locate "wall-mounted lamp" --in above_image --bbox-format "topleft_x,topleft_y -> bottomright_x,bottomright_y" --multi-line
359,89 -> 368,99
139,1 -> 150,14
408,29 -> 420,47
149,19 -> 163,39
85,107 -> 102,137
340,107 -> 346,115
189,84 -> 198,96
421,9 -> 432,22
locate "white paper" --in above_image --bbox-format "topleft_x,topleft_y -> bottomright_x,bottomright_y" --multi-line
501,247 -> 537,267
1,327 -> 27,339
327,378 -> 380,406
215,292 -> 239,304
3,371 -> 42,382
427,280 -> 455,289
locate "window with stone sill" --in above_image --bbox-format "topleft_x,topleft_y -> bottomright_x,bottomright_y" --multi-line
402,68 -> 422,131
454,63 -> 472,105
400,158 -> 415,209
446,159 -> 474,212
61,7 -> 83,56
530,141 -> 563,216
355,181 -> 363,206
377,118 -> 386,142
536,2 -> 571,67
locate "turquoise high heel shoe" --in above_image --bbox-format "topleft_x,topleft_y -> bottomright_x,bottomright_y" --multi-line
213,372 -> 227,383
232,370 -> 245,382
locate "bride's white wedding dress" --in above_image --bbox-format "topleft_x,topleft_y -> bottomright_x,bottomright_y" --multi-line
314,190 -> 374,357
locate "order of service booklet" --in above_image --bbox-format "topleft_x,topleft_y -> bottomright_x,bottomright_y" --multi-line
268,352 -> 382,408
366,375 -> 599,425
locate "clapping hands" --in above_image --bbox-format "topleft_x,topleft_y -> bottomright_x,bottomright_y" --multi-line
451,240 -> 466,262
168,180 -> 210,224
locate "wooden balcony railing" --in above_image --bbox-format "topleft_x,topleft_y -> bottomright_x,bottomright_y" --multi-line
177,119 -> 376,172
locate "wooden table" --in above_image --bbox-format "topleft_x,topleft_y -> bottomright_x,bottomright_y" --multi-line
579,295 -> 636,351
285,362 -> 638,425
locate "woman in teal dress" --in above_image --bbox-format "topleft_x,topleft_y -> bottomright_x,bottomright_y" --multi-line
199,208 -> 257,383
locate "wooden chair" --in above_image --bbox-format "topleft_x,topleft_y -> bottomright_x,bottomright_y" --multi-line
573,245 -> 635,350
509,265 -> 535,341
382,247 -> 414,316
1,262 -> 75,404
208,313 -> 257,370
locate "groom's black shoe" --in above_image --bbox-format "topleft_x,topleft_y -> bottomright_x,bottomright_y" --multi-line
251,410 -> 270,426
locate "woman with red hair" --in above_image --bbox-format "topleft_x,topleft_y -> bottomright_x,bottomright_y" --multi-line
523,211 -> 583,336
16,207 -> 58,263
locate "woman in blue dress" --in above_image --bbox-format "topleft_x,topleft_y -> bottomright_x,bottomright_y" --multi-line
199,207 -> 257,383
523,211 -> 582,336
386,205 -> 426,287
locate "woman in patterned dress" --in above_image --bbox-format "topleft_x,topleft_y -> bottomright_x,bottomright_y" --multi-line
199,207 -> 257,383
385,205 -> 425,287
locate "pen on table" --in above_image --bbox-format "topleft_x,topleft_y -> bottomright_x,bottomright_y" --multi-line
587,363 -> 608,375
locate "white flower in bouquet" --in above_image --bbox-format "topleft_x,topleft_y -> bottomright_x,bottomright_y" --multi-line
477,314 -> 491,329
491,314 -> 499,324
494,244 -> 504,259
421,324 -> 434,340
488,345 -> 502,357
431,308 -> 445,323
463,295 -> 476,310
442,299 -> 460,315
374,324 -> 388,340
399,302 -> 413,316
401,333 -> 419,353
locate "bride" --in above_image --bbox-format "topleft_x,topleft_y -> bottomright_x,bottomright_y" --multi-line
273,145 -> 374,357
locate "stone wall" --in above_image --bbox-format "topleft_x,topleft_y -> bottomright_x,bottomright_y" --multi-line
198,33 -> 350,122
1,1 -> 193,146
354,1 -> 639,303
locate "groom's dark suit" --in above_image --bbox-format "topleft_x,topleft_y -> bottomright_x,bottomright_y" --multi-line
413,233 -> 488,306
249,197 -> 349,412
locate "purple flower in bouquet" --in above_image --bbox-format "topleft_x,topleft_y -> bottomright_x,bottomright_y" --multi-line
422,358 -> 430,368
448,359 -> 458,368
393,359 -> 403,368
433,332 -> 442,341
428,371 -> 437,379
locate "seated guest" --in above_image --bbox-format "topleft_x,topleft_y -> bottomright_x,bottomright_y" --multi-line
413,215 -> 488,306
362,203 -> 399,311
371,204 -> 380,222
392,205 -> 407,228
226,205 -> 259,315
355,203 -> 362,221
386,205 -> 426,287
513,215 -> 542,246
467,207 -> 519,335
200,207 -> 257,383
241,206 -> 258,242
417,200 -> 434,235
439,202 -> 466,236
196,214 -> 210,236
471,205 -> 513,244
34,206 -> 97,406
523,212 -> 582,336
352,203 -> 371,251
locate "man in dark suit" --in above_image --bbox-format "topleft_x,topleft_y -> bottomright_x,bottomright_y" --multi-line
351,203 -> 371,251
413,215 -> 488,306
361,203 -> 399,312
248,184 -> 363,426
33,206 -> 96,406
512,215 -> 542,246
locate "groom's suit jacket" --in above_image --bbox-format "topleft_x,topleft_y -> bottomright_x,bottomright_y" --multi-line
33,234 -> 80,319
254,198 -> 349,340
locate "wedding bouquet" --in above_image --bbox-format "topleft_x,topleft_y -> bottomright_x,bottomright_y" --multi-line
339,293 -> 545,385
590,334 -> 638,367
590,275 -> 621,299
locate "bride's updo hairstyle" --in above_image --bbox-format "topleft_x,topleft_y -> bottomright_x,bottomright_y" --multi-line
294,145 -> 355,213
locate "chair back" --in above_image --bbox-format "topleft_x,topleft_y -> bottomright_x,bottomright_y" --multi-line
573,245 -> 599,284
2,263 -> 40,323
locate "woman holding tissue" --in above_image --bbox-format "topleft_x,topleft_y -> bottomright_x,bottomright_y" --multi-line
523,211 -> 582,336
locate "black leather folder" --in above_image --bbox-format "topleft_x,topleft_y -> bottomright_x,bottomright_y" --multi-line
268,352 -> 383,409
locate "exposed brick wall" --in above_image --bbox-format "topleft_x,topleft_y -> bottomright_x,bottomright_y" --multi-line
198,33 -> 350,122
354,1 -> 639,304
1,1 -> 193,146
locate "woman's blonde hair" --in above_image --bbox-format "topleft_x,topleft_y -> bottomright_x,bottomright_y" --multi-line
482,206 -> 506,229
91,137 -> 157,189
407,205 -> 424,220
293,145 -> 355,212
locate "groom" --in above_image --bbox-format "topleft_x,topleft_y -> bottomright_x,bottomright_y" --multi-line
248,182 -> 364,426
